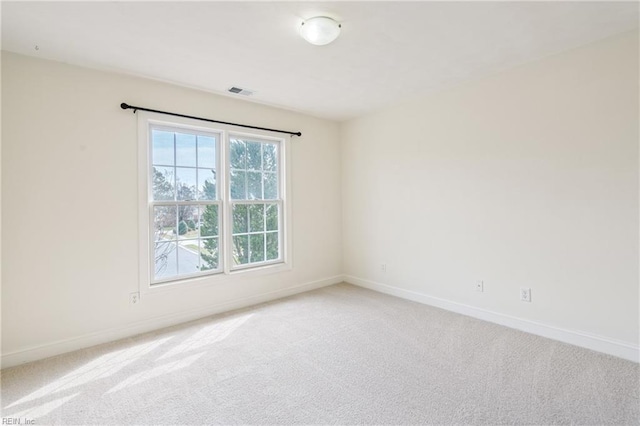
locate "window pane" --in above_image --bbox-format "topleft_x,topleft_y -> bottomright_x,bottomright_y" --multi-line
177,240 -> 200,275
155,241 -> 177,279
263,143 -> 277,172
198,169 -> 216,200
176,133 -> 196,167
249,234 -> 265,263
154,206 -> 177,241
246,141 -> 262,171
265,204 -> 278,231
152,166 -> 175,201
197,135 -> 216,169
247,172 -> 262,200
200,238 -> 218,271
266,232 -> 279,261
249,204 -> 265,232
177,205 -> 198,240
176,168 -> 196,201
263,172 -> 277,200
233,204 -> 248,234
230,139 -> 245,169
230,170 -> 246,200
199,205 -> 218,237
233,235 -> 249,265
152,129 -> 174,166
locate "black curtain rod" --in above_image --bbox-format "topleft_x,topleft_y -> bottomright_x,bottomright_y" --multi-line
120,103 -> 302,137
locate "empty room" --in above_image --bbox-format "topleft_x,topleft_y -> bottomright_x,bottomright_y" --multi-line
1,1 -> 638,425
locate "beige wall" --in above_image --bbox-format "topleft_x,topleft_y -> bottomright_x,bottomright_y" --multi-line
1,52 -> 342,362
341,31 -> 639,345
2,29 -> 638,365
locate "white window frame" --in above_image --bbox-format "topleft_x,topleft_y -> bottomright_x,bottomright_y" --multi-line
137,112 -> 292,295
148,123 -> 223,285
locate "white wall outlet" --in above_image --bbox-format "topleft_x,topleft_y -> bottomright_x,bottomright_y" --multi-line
475,280 -> 484,292
380,263 -> 387,273
520,287 -> 531,303
130,292 -> 140,305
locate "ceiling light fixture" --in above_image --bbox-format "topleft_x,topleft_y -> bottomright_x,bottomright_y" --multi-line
300,16 -> 341,46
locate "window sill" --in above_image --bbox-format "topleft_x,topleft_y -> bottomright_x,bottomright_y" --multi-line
140,261 -> 293,297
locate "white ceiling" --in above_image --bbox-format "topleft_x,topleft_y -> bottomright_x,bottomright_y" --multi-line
2,2 -> 638,121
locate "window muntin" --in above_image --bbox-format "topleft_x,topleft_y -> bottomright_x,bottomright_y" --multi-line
150,126 -> 221,283
228,137 -> 282,269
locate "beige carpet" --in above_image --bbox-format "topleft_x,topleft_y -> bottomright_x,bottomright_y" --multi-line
1,283 -> 638,425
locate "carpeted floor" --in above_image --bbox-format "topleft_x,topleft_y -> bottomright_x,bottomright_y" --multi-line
1,283 -> 638,425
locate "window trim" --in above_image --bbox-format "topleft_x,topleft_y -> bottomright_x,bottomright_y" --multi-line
137,112 -> 293,295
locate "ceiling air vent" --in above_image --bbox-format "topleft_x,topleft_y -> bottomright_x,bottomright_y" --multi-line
228,86 -> 255,96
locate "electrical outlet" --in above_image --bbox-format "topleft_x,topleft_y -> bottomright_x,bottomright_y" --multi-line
520,288 -> 531,303
475,280 -> 484,292
380,263 -> 387,273
130,292 -> 140,305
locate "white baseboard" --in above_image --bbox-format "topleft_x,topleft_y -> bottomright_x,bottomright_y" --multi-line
5,274 -> 636,368
344,275 -> 639,363
1,275 -> 343,369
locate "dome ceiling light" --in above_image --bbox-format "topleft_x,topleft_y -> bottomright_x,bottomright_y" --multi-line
300,16 -> 341,46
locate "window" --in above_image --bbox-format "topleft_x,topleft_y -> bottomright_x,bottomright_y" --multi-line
150,126 -> 221,282
229,137 -> 282,268
140,117 -> 288,287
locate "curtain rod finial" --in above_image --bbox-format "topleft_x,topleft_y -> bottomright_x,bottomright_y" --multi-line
120,103 -> 130,110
